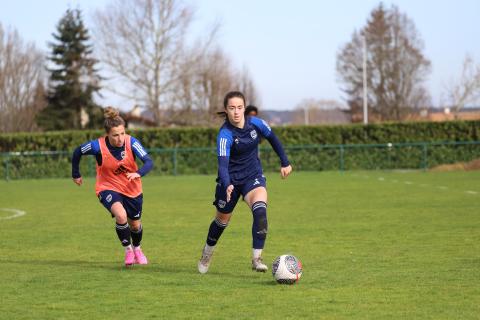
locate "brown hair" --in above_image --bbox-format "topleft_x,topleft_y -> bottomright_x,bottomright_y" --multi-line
217,91 -> 246,118
103,106 -> 125,132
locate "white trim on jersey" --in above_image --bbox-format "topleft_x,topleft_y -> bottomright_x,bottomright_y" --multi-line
261,119 -> 271,132
219,138 -> 228,156
132,141 -> 147,157
81,143 -> 91,154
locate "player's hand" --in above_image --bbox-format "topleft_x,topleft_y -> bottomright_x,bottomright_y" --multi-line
226,185 -> 234,202
280,165 -> 292,179
73,177 -> 83,186
126,172 -> 141,181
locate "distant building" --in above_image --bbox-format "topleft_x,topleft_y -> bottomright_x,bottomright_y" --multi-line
122,105 -> 156,129
409,107 -> 480,122
261,109 -> 351,126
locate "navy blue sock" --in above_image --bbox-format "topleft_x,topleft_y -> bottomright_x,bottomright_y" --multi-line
130,225 -> 143,247
115,223 -> 131,247
251,201 -> 268,249
206,218 -> 228,246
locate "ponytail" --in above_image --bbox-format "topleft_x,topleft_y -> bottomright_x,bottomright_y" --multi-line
103,106 -> 125,132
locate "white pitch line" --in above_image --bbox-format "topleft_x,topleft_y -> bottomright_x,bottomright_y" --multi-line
352,175 -> 476,195
0,208 -> 26,220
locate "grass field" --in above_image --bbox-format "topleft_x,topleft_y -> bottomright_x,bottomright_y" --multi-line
1,171 -> 479,319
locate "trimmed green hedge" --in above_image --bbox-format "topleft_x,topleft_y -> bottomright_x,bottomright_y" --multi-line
2,142 -> 480,180
1,121 -> 480,180
1,120 -> 479,152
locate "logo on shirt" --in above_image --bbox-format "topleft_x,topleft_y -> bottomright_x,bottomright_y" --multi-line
250,130 -> 258,140
218,200 -> 226,208
106,194 -> 113,203
121,151 -> 126,159
253,178 -> 260,186
234,138 -> 240,144
114,165 -> 129,175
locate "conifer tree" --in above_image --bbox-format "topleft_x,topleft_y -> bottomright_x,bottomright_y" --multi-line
37,9 -> 102,130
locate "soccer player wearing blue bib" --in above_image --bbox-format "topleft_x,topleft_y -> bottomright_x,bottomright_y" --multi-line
198,91 -> 292,273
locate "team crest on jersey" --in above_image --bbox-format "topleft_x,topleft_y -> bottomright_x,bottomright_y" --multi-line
250,130 -> 258,140
218,200 -> 226,208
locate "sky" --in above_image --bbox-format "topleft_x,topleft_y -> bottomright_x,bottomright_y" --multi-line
1,0 -> 479,111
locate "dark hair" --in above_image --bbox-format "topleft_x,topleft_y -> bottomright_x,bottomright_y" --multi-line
223,91 -> 246,108
217,91 -> 247,118
103,106 -> 125,132
245,105 -> 258,116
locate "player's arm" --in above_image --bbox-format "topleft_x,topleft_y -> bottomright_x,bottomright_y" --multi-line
251,116 -> 292,179
217,129 -> 234,201
71,140 -> 101,185
129,137 -> 154,181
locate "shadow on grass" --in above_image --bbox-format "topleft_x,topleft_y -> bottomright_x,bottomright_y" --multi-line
1,258 -> 281,286
0,258 -> 125,270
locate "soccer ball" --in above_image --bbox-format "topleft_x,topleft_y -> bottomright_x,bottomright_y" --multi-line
272,254 -> 303,284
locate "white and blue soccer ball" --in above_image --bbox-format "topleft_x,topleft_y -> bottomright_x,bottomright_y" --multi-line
272,254 -> 303,284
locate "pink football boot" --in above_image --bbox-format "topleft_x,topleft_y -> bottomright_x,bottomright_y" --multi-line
125,249 -> 135,266
134,247 -> 148,265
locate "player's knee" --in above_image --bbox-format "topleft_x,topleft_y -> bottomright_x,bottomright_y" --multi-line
216,212 -> 231,225
111,205 -> 127,222
115,215 -> 127,225
129,222 -> 142,232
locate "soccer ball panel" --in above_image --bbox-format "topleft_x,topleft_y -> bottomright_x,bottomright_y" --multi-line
272,254 -> 302,284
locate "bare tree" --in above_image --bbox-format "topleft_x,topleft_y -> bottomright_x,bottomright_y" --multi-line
0,23 -> 45,133
337,4 -> 431,122
94,0 -> 220,125
168,46 -> 234,126
444,55 -> 480,116
238,65 -> 260,107
169,46 -> 260,126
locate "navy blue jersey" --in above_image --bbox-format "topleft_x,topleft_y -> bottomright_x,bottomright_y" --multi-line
217,116 -> 289,186
72,136 -> 153,178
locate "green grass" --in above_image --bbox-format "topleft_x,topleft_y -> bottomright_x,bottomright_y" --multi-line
1,171 -> 479,319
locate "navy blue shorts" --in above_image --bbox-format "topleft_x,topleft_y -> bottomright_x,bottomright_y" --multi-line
213,174 -> 266,213
98,190 -> 143,220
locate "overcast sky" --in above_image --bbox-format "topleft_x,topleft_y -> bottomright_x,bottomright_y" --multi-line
1,0 -> 479,110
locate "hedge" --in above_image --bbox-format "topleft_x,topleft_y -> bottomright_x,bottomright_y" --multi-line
1,120 -> 479,152
1,120 -> 479,179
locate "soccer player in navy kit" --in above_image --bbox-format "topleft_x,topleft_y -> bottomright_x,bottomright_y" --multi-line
245,105 -> 258,117
198,91 -> 292,273
71,107 -> 153,266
